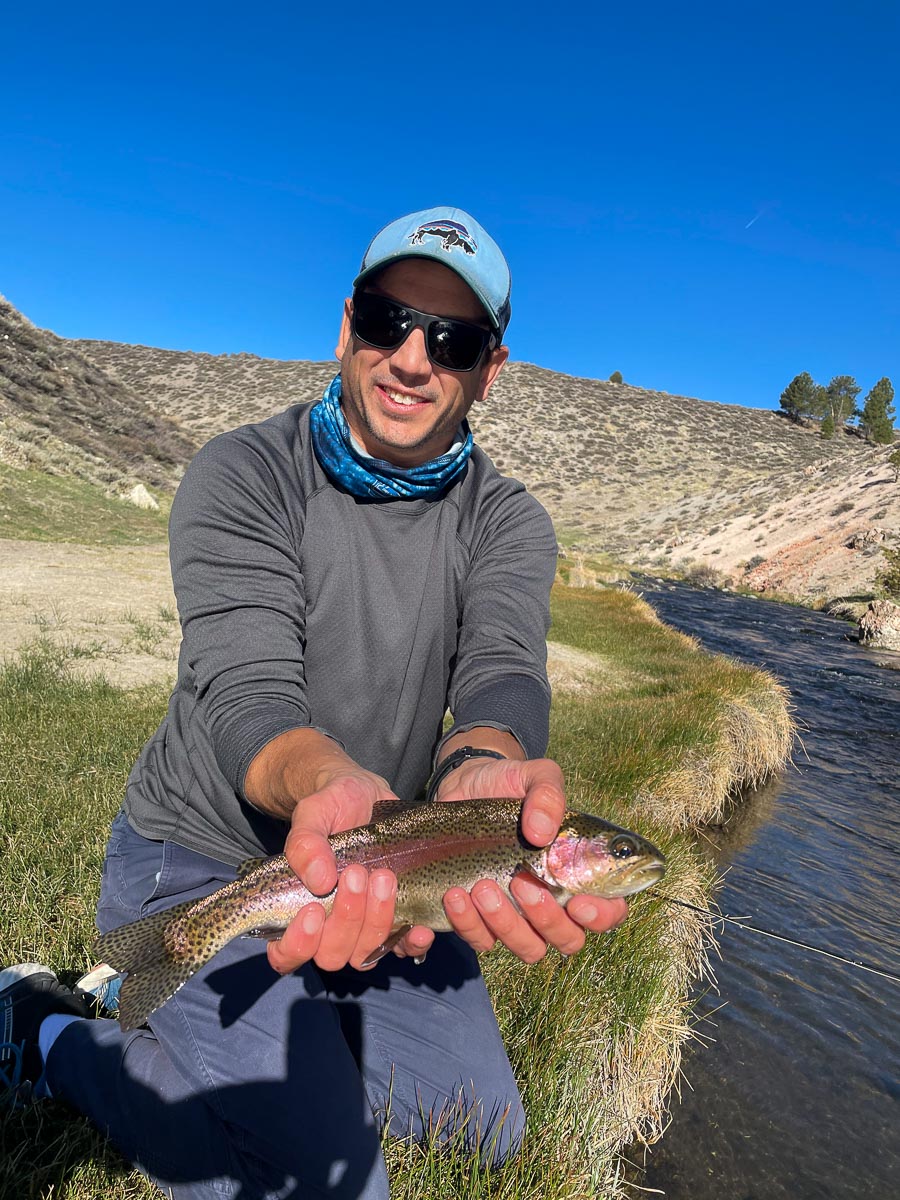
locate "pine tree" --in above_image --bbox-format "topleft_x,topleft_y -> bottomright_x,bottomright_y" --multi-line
821,413 -> 835,439
608,370 -> 624,384
825,375 -> 861,429
810,384 -> 830,421
860,377 -> 896,444
778,372 -> 818,422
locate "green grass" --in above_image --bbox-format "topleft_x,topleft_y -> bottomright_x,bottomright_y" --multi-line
0,580 -> 793,1198
548,584 -> 793,827
0,466 -> 170,545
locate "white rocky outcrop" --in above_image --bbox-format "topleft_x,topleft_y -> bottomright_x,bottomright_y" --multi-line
123,483 -> 160,511
857,599 -> 900,651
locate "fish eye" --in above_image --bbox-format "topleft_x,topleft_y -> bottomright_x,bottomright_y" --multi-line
610,835 -> 638,860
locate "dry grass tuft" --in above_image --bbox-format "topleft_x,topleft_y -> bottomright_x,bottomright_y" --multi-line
636,676 -> 795,829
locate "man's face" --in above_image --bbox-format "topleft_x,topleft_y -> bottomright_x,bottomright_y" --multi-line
335,259 -> 509,468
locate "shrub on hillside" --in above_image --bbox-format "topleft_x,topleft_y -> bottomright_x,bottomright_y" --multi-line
875,546 -> 900,601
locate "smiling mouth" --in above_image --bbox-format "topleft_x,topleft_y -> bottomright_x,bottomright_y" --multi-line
377,384 -> 431,409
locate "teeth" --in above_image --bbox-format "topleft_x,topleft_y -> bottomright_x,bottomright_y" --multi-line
385,389 -> 422,407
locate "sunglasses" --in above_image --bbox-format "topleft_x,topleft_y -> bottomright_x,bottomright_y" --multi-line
351,291 -> 497,372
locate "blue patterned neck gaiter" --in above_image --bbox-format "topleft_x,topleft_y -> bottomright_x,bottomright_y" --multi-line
309,374 -> 473,500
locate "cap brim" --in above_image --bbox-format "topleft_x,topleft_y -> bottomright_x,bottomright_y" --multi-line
353,255 -> 502,335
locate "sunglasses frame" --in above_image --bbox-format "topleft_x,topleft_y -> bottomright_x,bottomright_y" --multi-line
351,290 -> 498,373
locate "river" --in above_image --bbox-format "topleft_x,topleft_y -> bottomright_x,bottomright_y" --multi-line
634,581 -> 900,1200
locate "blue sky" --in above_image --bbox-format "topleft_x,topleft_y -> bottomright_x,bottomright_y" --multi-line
2,2 -> 898,412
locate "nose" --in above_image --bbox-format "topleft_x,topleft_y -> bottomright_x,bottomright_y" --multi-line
388,326 -> 432,381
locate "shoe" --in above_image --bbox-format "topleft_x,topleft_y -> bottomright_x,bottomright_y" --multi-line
0,964 -> 90,1106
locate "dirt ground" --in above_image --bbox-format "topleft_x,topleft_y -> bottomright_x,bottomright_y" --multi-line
671,458 -> 899,598
0,538 -> 605,692
1,539 -> 179,686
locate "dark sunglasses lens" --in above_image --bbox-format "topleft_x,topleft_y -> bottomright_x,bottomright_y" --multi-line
427,320 -> 486,371
353,295 -> 409,349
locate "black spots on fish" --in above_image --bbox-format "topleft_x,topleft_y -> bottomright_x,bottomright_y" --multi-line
236,855 -> 268,878
95,902 -> 196,973
94,900 -> 210,1031
117,957 -> 198,1032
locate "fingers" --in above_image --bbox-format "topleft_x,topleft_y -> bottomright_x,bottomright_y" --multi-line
284,826 -> 336,895
442,874 -> 630,964
509,874 -> 587,956
443,887 -> 497,954
349,870 -> 400,970
566,893 -> 629,934
268,902 -> 326,974
269,867 -> 409,975
470,880 -> 552,963
517,760 -> 566,847
392,925 -> 435,963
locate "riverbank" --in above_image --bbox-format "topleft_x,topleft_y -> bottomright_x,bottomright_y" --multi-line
0,570 -> 793,1199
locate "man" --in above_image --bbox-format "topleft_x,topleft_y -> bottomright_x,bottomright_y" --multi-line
0,207 -> 627,1198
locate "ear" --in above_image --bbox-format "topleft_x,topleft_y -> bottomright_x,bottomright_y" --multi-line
335,297 -> 353,361
474,344 -> 510,403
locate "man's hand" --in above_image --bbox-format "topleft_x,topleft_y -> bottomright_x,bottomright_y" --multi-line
433,752 -> 628,961
270,768 -> 434,975
243,729 -> 434,974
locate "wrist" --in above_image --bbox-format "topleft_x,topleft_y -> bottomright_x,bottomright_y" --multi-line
426,746 -> 506,804
245,727 -> 352,818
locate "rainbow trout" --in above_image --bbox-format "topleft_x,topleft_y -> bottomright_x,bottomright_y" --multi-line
95,799 -> 665,1031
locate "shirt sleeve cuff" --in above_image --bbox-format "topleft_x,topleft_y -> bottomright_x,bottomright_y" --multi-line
440,674 -> 550,765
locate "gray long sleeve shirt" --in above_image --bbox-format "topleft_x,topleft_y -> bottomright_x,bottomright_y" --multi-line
124,400 -> 557,866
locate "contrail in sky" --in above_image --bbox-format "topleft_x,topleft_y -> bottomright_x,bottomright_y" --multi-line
744,203 -> 774,230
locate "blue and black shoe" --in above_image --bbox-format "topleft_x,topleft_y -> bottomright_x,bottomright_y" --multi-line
0,964 -> 90,1107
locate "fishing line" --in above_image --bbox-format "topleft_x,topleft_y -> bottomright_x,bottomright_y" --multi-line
660,896 -> 900,985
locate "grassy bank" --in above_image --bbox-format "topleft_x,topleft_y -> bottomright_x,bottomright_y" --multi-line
0,465 -> 170,544
0,583 -> 792,1198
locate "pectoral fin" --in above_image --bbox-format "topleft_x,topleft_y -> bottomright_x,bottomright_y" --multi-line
240,927 -> 285,942
360,924 -> 412,968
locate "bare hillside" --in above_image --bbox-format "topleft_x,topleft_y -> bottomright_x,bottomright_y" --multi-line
0,297 -> 197,490
71,335 -> 898,599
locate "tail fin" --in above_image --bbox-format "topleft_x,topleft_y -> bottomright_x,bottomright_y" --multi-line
94,900 -> 207,1032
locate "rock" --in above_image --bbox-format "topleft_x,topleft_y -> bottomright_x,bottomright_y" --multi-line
124,483 -> 159,511
857,599 -> 900,650
846,527 -> 888,550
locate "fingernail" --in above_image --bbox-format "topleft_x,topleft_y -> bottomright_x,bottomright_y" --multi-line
579,903 -> 598,923
372,873 -> 394,901
475,887 -> 502,914
529,810 -> 556,842
445,892 -> 466,915
344,867 -> 366,895
302,906 -> 324,935
516,878 -> 542,906
307,859 -> 330,893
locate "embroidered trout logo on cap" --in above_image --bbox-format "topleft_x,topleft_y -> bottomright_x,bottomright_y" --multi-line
409,220 -> 477,256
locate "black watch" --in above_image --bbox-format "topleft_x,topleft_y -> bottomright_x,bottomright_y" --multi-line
425,746 -> 506,804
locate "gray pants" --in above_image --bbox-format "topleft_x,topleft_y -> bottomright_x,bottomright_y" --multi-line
47,812 -> 524,1199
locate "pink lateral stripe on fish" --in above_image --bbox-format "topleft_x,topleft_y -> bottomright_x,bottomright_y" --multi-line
94,798 -> 666,1032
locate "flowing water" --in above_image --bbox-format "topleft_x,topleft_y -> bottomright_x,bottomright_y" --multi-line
634,582 -> 899,1200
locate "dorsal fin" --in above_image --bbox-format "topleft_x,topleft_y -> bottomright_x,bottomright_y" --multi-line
368,797 -> 426,825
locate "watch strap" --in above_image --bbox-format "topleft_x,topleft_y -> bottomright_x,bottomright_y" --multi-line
425,746 -> 506,804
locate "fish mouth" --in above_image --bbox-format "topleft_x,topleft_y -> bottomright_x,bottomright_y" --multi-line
609,858 -> 666,897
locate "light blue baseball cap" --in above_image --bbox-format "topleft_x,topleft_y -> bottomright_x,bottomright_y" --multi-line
354,206 -> 512,338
